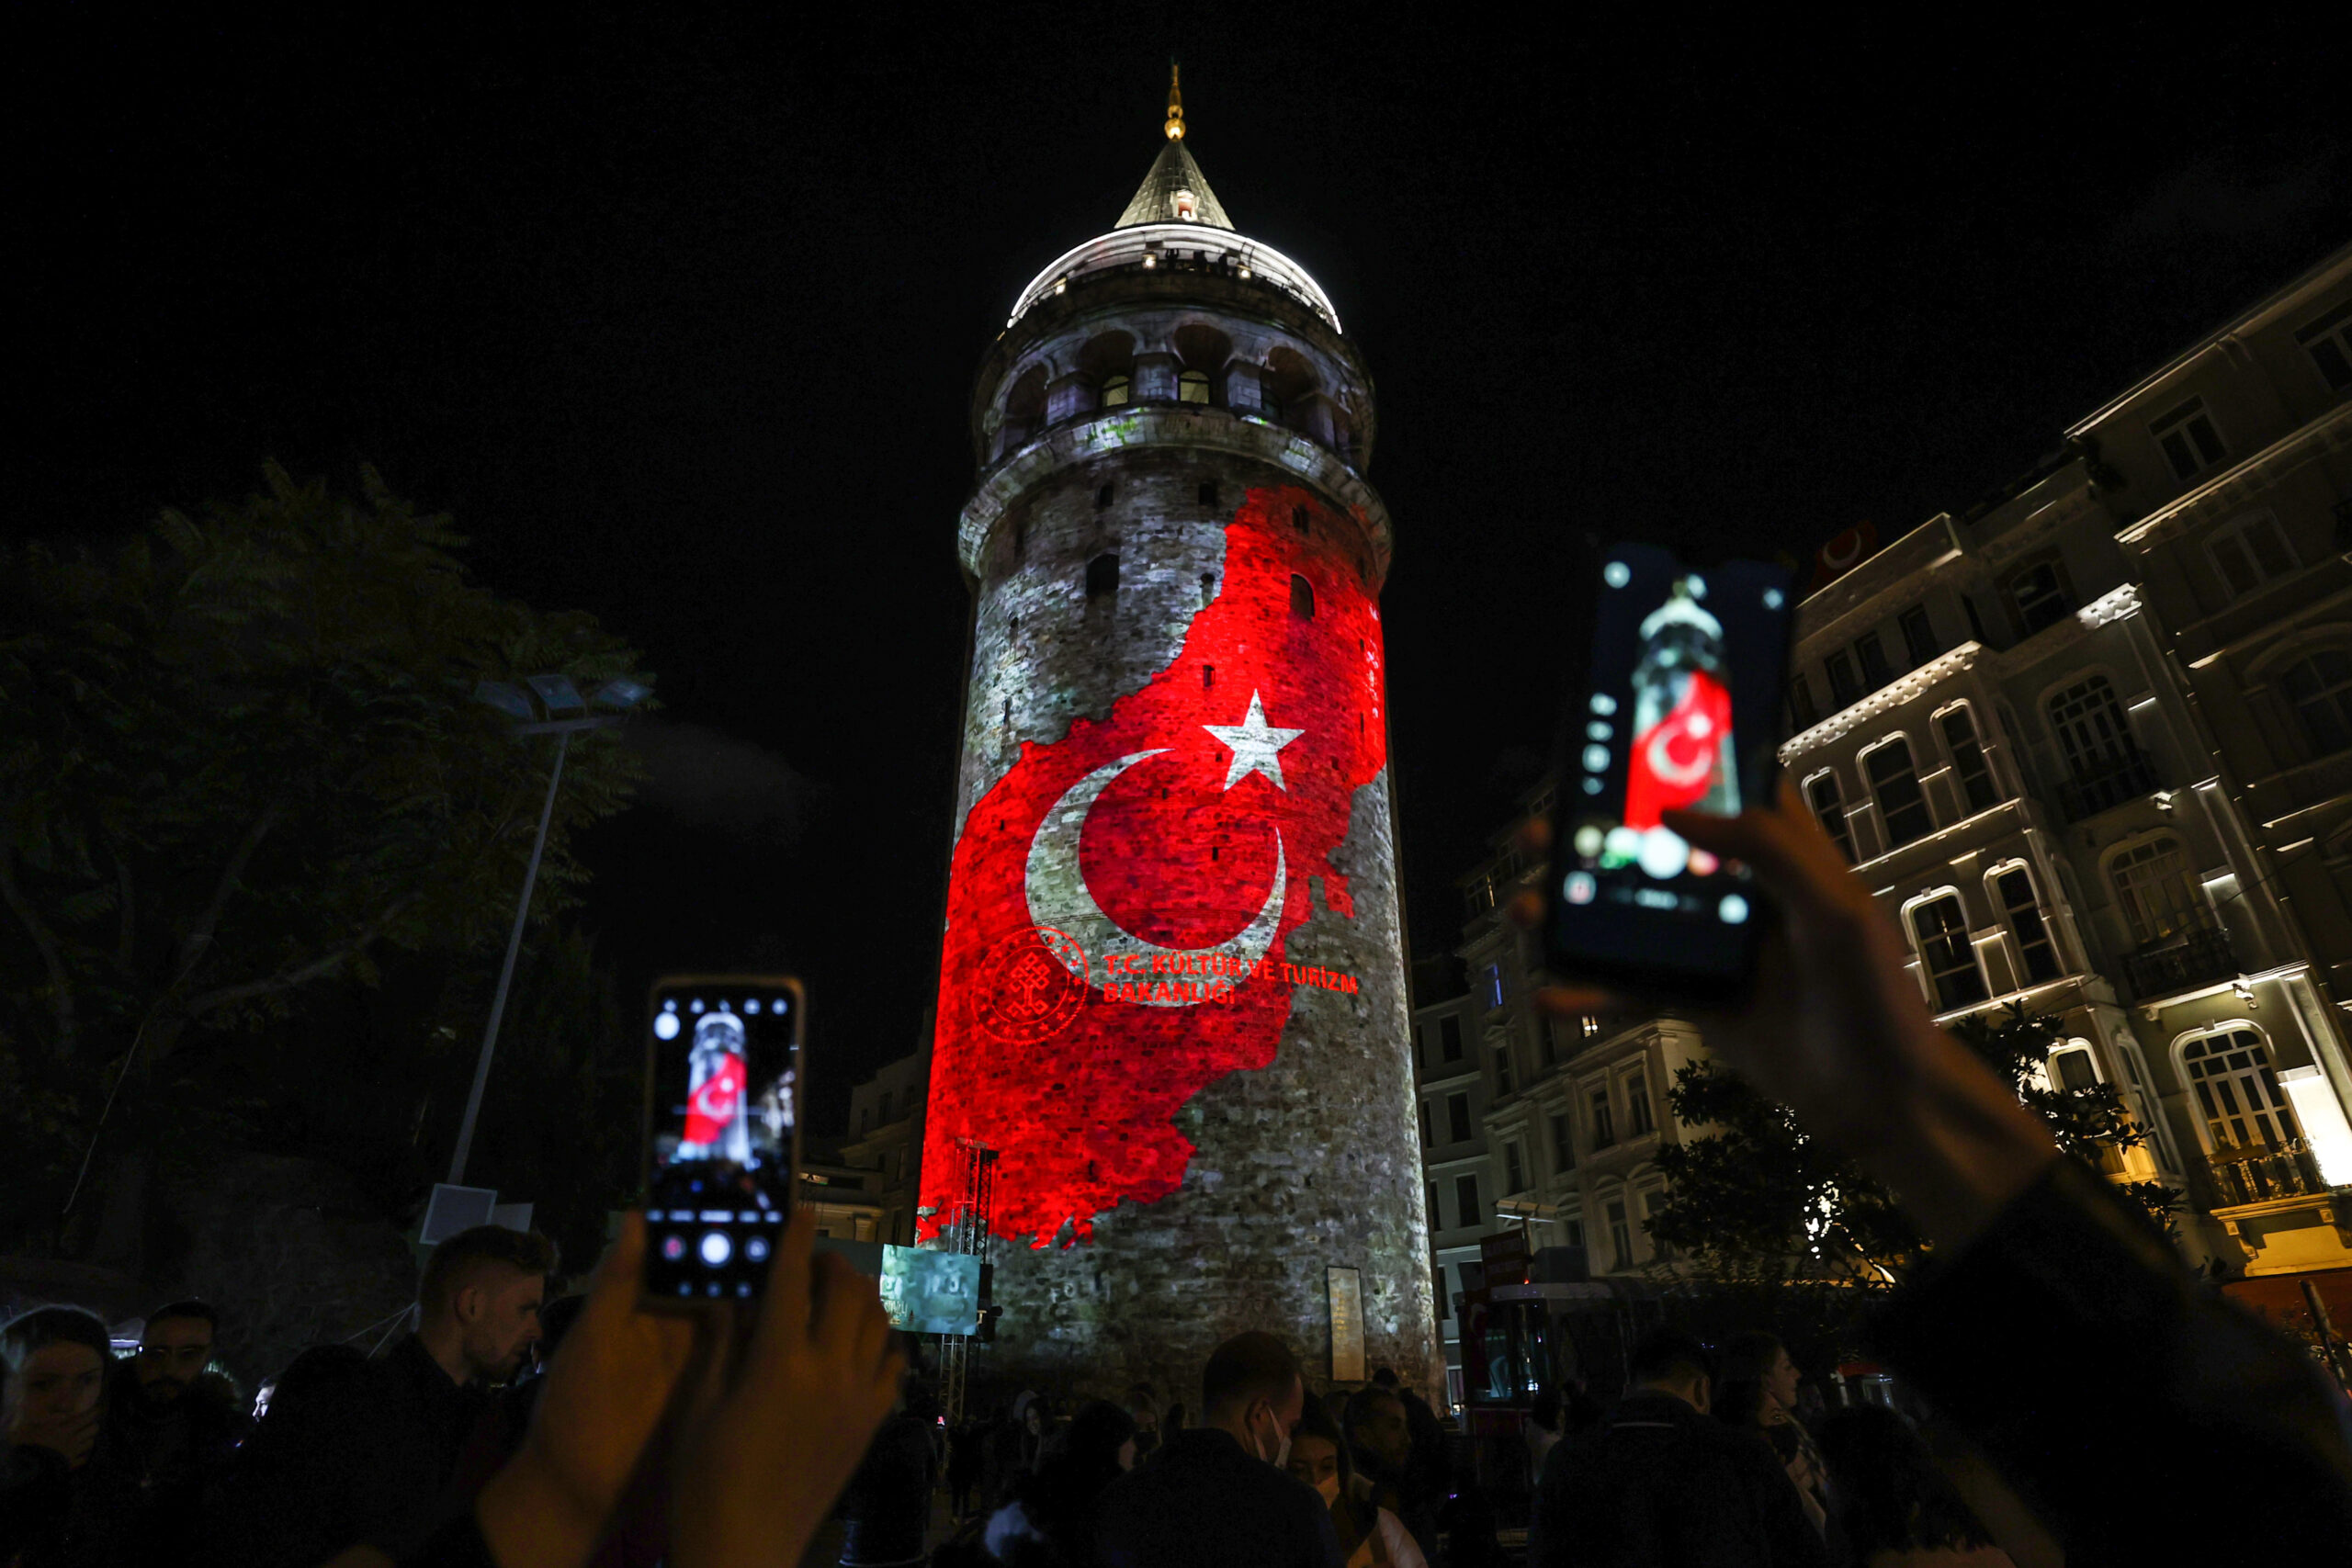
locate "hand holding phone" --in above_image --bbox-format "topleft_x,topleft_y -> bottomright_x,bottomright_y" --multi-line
1544,541 -> 1795,1004
642,976 -> 804,1305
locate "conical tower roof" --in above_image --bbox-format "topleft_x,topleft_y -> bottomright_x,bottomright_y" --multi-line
1114,138 -> 1233,231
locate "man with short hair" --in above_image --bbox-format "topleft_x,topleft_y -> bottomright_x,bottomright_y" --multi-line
1096,1330 -> 1342,1568
286,1224 -> 555,1559
112,1298 -> 248,1550
1530,1329 -> 1827,1568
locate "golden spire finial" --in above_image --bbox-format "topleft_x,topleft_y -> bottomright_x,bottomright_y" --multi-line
1164,61 -> 1185,141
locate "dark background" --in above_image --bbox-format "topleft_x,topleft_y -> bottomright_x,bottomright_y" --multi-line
17,9 -> 2346,1132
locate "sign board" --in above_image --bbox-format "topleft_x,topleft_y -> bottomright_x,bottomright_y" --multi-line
1327,1265 -> 1365,1383
1479,1227 -> 1530,1286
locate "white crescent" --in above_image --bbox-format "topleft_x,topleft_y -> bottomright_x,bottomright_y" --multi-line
1024,750 -> 1286,1007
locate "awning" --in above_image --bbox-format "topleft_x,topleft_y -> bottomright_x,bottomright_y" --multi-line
2222,1268 -> 2352,1336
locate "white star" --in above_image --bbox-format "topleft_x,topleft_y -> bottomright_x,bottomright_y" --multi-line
1204,691 -> 1306,792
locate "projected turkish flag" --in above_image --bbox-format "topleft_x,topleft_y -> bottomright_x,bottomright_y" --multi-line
683,1055 -> 745,1147
1623,670 -> 1734,830
923,486 -> 1389,1247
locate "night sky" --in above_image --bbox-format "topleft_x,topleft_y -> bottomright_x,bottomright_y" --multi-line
20,11 -> 2346,1131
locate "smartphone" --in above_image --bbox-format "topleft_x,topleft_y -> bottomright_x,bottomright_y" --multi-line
1544,540 -> 1795,1003
642,976 -> 803,1304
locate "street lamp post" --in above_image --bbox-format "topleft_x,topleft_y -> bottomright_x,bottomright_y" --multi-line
446,673 -> 648,1188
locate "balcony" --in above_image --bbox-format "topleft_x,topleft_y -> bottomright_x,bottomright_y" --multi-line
2054,749 -> 2161,823
2204,1138 -> 2331,1209
2120,927 -> 2237,1000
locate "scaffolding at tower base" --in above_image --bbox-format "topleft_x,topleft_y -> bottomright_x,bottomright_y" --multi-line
937,1137 -> 997,1425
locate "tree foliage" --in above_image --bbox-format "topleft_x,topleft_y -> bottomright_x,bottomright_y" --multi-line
0,466 -> 649,1255
1649,1003 -> 2178,1286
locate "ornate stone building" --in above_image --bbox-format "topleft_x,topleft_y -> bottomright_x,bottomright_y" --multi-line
918,77 -> 1434,1400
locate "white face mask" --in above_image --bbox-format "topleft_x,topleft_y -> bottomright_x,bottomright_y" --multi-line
1315,1474 -> 1341,1506
1251,1404 -> 1291,1469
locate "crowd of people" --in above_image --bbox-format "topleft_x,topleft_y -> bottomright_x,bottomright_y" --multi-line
6,787 -> 2352,1567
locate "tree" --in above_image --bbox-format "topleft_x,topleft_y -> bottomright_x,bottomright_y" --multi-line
0,465 -> 648,1264
1648,1003 -> 2177,1287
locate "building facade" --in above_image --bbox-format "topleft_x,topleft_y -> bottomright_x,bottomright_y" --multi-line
919,80 -> 1434,1399
1780,242 -> 2352,1285
838,1044 -> 928,1248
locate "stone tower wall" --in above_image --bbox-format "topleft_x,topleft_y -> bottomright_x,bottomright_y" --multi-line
929,274 -> 1437,1408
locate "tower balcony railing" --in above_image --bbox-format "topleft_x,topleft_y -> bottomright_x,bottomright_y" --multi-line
2053,748 -> 2162,823
1009,222 -> 1341,333
2202,1137 -> 2331,1209
2120,926 -> 2237,1000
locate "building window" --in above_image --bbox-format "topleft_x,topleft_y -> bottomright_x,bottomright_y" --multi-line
1293,505 -> 1311,535
1441,1017 -> 1464,1062
1909,893 -> 1988,1010
1504,1141 -> 1526,1194
1606,1200 -> 1634,1270
1865,737 -> 1934,848
2280,650 -> 2352,756
1826,649 -> 1861,708
1197,480 -> 1218,506
1539,1015 -> 1559,1066
2005,556 -> 2075,635
1589,1087 -> 1616,1149
1446,1092 -> 1472,1143
2049,1044 -> 2098,1092
1454,1173 -> 1483,1229
1085,553 -> 1119,599
2109,835 -> 2207,946
1485,964 -> 1506,1009
1938,706 -> 2000,813
1626,1066 -> 1656,1135
1419,1100 -> 1430,1145
1899,604 -> 1940,666
1492,1043 -> 1514,1097
1642,1191 -> 1672,1261
2151,396 -> 2228,482
1551,1111 -> 1576,1173
1805,773 -> 1857,863
2204,512 -> 2298,601
1994,866 -> 2063,983
877,1090 -> 892,1122
1290,574 -> 1316,619
2296,299 -> 2352,391
1096,482 -> 1114,509
1582,1014 -> 1600,1038
2181,1026 -> 2300,1151
1563,1215 -> 1586,1251
1855,631 -> 1894,691
1962,595 -> 1989,644
1101,375 -> 1131,408
1179,369 -> 1211,404
1788,673 -> 1819,730
2047,672 -> 2136,793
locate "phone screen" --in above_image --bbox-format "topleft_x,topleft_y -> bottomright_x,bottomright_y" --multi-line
1546,543 -> 1795,998
643,976 -> 802,1303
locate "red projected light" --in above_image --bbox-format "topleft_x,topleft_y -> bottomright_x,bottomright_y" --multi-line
922,487 -> 1388,1247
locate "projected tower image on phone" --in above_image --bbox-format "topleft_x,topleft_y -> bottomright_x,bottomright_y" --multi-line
1556,544 -> 1791,970
647,984 -> 799,1300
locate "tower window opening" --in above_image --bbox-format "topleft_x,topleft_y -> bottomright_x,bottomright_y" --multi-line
1203,664 -> 1215,690
1001,698 -> 1011,728
1293,506 -> 1310,535
1086,553 -> 1119,601
1198,480 -> 1218,506
1179,370 -> 1211,405
1200,571 -> 1216,606
1012,513 -> 1027,558
1102,376 -> 1131,408
1096,482 -> 1114,509
1290,574 -> 1316,620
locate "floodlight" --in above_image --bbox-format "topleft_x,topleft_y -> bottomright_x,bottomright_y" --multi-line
526,674 -> 588,714
475,681 -> 537,721
594,678 -> 651,710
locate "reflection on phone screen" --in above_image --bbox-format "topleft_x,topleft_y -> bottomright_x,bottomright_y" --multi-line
646,982 -> 799,1301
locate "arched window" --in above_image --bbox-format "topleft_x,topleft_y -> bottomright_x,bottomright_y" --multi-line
2108,835 -> 2205,945
1990,864 -> 2063,982
1290,574 -> 1316,619
1086,553 -> 1119,601
1804,771 -> 1856,863
1101,375 -> 1131,408
2180,1025 -> 2300,1153
1864,737 -> 1933,848
2279,649 -> 2352,756
1908,892 -> 1987,1010
2046,1042 -> 2099,1092
1178,370 -> 1211,404
1199,571 -> 1216,606
1937,704 -> 2001,812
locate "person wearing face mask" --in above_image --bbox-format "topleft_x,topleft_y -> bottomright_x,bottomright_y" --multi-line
1095,1330 -> 1342,1568
1283,1398 -> 1427,1568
